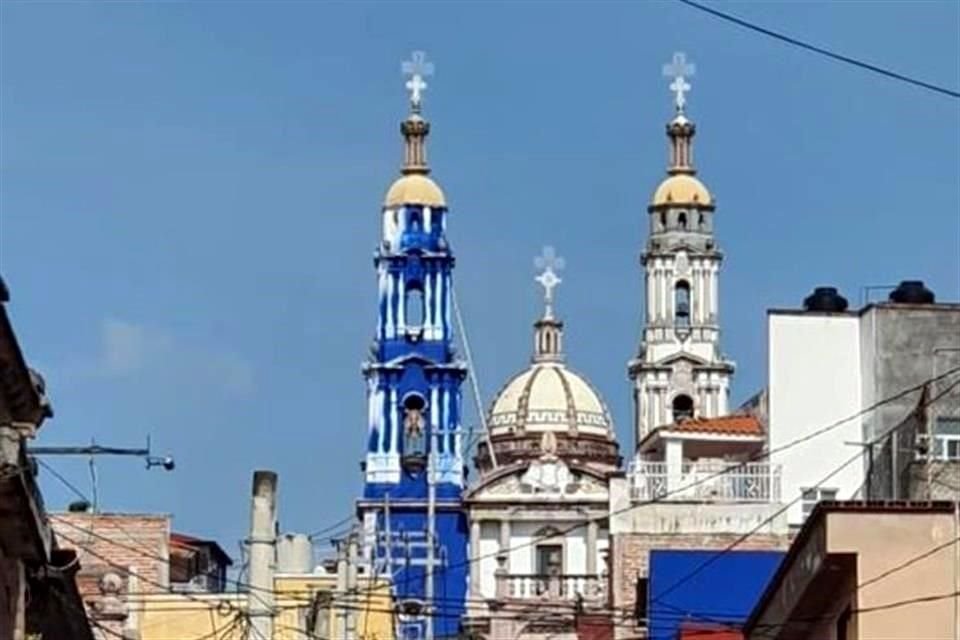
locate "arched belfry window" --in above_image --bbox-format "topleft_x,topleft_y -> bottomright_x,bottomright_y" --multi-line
659,211 -> 667,231
672,394 -> 694,423
677,211 -> 688,230
674,281 -> 691,328
405,285 -> 424,330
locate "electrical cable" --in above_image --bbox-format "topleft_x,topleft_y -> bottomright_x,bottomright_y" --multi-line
340,365 -> 960,603
307,515 -> 356,540
649,376 -> 960,612
675,0 -> 960,99
41,369 -> 960,635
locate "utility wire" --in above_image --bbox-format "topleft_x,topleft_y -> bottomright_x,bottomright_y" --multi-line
676,0 -> 960,99
43,368 -> 960,621
650,375 -> 960,611
344,365 -> 960,595
307,515 -> 356,541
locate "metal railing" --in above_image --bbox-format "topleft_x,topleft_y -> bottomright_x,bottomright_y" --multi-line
496,573 -> 607,601
628,460 -> 782,503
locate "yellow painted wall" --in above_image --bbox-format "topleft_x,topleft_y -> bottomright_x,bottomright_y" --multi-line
134,574 -> 394,640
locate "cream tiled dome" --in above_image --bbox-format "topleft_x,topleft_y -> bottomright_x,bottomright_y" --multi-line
487,360 -> 614,438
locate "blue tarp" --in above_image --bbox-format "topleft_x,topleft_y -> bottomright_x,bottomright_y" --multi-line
648,549 -> 784,640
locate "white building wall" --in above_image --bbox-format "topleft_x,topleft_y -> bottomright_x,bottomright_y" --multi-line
508,522 -> 536,575
565,527 -> 587,575
478,524 -> 499,599
768,312 -> 865,525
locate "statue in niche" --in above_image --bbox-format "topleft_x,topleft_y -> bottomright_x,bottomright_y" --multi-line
403,398 -> 426,457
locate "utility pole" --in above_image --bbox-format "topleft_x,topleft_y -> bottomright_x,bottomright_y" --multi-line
384,494 -> 393,579
425,437 -> 436,640
347,532 -> 359,640
335,538 -> 348,640
248,471 -> 277,640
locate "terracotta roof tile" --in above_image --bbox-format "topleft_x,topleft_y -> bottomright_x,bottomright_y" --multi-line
670,415 -> 764,436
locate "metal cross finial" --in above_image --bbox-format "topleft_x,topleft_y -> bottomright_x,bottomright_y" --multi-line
534,246 -> 565,318
402,50 -> 434,111
663,52 -> 695,113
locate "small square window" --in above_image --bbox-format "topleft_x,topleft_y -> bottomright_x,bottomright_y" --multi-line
935,417 -> 960,436
933,417 -> 960,461
801,487 -> 839,520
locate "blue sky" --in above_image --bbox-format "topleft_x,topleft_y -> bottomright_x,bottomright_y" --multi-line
2,1 -> 958,557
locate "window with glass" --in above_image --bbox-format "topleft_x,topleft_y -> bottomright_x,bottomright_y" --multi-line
933,417 -> 960,461
674,281 -> 691,328
801,487 -> 838,519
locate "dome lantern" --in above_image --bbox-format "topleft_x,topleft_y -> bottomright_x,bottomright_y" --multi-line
650,52 -> 713,209
383,51 -> 446,208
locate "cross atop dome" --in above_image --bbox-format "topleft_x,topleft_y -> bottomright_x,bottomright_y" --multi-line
402,50 -> 434,113
663,52 -> 695,114
532,246 -> 566,362
534,246 -> 565,320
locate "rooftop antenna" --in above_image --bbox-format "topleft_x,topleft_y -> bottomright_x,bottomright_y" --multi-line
28,435 -> 176,471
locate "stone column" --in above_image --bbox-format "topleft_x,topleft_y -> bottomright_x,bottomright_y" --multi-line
665,438 -> 684,497
586,521 -> 598,575
498,519 -> 511,571
469,520 -> 482,599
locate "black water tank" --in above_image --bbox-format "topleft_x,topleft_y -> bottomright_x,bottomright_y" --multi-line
889,280 -> 935,304
803,286 -> 849,312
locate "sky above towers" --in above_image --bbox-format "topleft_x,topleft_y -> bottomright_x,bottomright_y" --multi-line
1,1 -> 958,553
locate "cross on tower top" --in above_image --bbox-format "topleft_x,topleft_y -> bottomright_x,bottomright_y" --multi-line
663,52 -> 695,113
402,50 -> 434,112
534,246 -> 565,319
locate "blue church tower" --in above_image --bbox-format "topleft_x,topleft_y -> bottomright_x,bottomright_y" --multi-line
356,52 -> 469,640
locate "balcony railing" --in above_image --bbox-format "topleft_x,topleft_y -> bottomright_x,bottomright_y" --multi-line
628,460 -> 781,503
495,573 -> 607,602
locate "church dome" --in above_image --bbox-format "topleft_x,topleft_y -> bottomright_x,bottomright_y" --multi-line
384,174 -> 446,208
487,360 -> 614,438
651,174 -> 712,208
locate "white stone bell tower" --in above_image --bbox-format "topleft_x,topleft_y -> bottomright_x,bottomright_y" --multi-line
628,53 -> 734,444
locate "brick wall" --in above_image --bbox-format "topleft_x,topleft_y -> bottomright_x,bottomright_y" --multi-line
50,513 -> 171,598
610,531 -> 793,613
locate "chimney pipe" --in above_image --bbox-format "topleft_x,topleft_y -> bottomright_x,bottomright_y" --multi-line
248,470 -> 277,640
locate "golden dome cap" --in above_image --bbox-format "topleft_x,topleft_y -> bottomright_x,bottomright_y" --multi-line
651,173 -> 712,207
384,173 -> 446,207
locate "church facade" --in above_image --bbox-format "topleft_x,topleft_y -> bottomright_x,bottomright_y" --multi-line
351,51 -> 789,640
463,254 -> 620,640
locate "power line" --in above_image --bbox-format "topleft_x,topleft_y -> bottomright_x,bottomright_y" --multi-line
309,365 -> 960,611
36,458 -> 88,503
42,368 -> 960,629
307,515 -> 356,541
676,0 -> 960,99
378,366 -> 960,590
650,376 -> 960,611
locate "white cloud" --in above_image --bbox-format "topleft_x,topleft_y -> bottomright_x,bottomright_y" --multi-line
80,318 -> 254,395
100,318 -> 173,376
